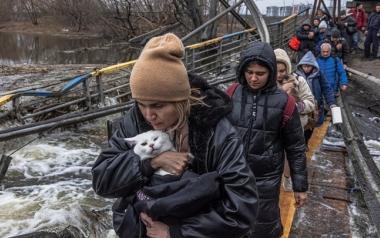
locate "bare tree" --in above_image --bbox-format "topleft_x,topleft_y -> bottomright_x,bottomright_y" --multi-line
202,0 -> 219,40
0,0 -> 236,41
20,0 -> 40,25
49,0 -> 96,32
94,0 -> 137,38
172,0 -> 203,30
94,0 -> 178,39
0,0 -> 16,22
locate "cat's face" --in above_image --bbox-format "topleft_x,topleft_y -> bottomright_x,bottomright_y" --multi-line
125,130 -> 174,159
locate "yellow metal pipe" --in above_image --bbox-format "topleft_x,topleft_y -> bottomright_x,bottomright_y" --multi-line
91,60 -> 137,77
281,14 -> 297,23
0,94 -> 14,107
186,28 -> 256,49
185,37 -> 223,50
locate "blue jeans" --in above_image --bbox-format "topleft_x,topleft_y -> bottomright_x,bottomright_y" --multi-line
352,32 -> 359,48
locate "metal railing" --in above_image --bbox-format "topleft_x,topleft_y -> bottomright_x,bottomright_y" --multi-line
0,28 -> 261,141
267,8 -> 310,49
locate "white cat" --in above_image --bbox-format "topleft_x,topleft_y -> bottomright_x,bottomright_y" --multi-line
125,130 -> 175,176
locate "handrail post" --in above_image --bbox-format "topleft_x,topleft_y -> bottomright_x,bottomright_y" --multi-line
184,49 -> 189,68
82,79 -> 92,110
12,96 -> 22,123
191,48 -> 196,71
218,41 -> 223,74
277,23 -> 283,48
96,75 -> 105,106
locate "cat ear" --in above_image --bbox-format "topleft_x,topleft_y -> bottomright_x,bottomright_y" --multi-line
124,136 -> 137,145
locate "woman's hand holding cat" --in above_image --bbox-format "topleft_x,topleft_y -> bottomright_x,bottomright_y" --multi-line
140,212 -> 170,238
150,151 -> 189,175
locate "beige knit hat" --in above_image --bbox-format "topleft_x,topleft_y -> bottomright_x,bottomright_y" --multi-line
274,48 -> 292,74
129,33 -> 190,101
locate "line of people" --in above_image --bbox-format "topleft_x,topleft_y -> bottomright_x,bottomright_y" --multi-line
91,32 -> 348,238
296,3 -> 380,63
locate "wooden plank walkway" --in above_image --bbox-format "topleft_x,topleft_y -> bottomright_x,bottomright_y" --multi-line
280,118 -> 351,237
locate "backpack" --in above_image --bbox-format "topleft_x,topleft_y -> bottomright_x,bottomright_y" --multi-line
288,35 -> 301,51
226,83 -> 296,128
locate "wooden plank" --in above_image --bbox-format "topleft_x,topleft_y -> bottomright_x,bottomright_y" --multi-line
280,118 -> 331,238
288,120 -> 351,237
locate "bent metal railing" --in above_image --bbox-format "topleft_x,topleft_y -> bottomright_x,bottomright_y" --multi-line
0,10 -> 308,141
0,28 -> 259,141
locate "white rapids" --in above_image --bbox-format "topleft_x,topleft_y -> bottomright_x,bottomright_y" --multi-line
0,130 -> 117,237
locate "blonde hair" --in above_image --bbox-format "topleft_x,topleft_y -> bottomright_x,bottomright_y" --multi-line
171,88 -> 207,132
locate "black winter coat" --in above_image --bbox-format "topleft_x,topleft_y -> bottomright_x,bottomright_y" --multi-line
368,12 -> 380,33
296,23 -> 316,53
92,74 -> 259,238
228,42 -> 308,238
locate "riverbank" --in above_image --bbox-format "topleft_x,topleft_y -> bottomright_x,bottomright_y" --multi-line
0,18 -> 101,39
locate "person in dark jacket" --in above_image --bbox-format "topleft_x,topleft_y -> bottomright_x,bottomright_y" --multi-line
314,21 -> 330,56
92,33 -> 258,238
227,42 -> 308,238
326,29 -> 350,65
316,9 -> 334,27
295,51 -> 336,144
296,23 -> 316,60
364,3 -> 380,59
339,12 -> 358,50
312,18 -> 321,32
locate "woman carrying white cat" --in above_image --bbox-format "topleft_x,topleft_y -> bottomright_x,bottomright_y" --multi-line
92,33 -> 258,238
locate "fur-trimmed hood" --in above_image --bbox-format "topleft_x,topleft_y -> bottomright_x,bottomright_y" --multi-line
188,73 -> 232,128
274,48 -> 292,74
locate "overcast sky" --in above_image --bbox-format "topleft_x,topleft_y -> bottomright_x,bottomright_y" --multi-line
254,0 -> 348,14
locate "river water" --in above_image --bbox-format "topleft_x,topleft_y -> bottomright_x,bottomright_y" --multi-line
0,32 -> 138,65
0,117 -> 118,237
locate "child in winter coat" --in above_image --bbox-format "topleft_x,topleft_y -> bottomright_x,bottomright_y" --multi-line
295,51 -> 336,144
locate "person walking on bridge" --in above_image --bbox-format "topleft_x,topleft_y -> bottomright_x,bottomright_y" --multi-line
227,42 -> 308,238
296,22 -> 316,60
295,51 -> 336,145
92,33 -> 258,238
348,2 -> 368,51
317,43 -> 348,96
274,48 -> 316,192
274,48 -> 316,131
364,3 -> 380,60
